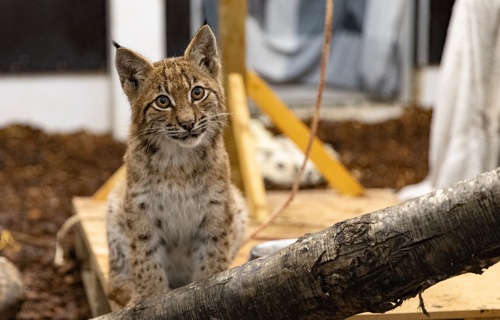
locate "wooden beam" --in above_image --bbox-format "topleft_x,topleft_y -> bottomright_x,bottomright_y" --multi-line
218,0 -> 247,79
218,0 -> 247,190
246,70 -> 364,196
228,73 -> 268,221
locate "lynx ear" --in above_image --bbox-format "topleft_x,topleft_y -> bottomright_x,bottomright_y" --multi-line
114,45 -> 154,94
184,25 -> 220,79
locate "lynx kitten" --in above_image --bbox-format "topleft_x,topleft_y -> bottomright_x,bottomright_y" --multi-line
106,25 -> 247,306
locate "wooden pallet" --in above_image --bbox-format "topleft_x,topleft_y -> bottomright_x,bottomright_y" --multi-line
73,188 -> 500,318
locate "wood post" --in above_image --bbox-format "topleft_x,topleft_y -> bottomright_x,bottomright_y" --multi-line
228,73 -> 268,221
218,0 -> 247,78
218,0 -> 247,190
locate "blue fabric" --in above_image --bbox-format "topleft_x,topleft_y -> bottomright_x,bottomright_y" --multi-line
203,0 -> 406,99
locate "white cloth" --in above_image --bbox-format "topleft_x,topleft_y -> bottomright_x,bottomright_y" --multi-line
399,0 -> 500,200
250,120 -> 336,187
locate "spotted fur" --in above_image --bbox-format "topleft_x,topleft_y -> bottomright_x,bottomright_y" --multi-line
106,25 -> 247,306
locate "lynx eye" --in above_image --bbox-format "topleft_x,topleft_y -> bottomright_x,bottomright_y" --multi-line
191,86 -> 205,101
155,95 -> 171,109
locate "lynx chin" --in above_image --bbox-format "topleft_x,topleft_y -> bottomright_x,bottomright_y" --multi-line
106,25 -> 247,306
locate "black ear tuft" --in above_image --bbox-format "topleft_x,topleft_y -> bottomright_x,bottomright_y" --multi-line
112,40 -> 122,49
203,17 -> 209,26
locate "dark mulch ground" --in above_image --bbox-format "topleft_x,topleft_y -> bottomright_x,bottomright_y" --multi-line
317,106 -> 432,189
0,125 -> 125,319
0,106 -> 431,319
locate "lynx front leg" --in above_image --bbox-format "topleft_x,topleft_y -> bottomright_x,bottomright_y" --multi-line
107,225 -> 133,306
192,214 -> 234,281
106,185 -> 134,306
107,222 -> 133,306
125,219 -> 170,304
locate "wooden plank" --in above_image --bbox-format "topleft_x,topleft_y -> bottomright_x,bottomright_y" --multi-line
92,165 -> 125,202
74,219 -> 112,316
228,73 -> 268,221
348,264 -> 500,319
263,189 -> 397,227
246,70 -> 364,196
218,0 -> 247,191
73,197 -> 113,312
74,189 -> 395,299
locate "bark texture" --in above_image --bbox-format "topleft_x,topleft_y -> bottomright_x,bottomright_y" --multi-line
96,168 -> 500,320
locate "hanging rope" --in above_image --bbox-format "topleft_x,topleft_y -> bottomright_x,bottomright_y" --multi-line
245,0 -> 335,243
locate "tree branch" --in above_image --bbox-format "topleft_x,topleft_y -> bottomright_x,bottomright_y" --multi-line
95,168 -> 500,320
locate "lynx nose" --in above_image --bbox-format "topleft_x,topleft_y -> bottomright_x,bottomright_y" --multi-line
178,119 -> 195,131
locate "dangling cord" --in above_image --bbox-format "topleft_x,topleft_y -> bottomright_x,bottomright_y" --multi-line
245,0 -> 335,243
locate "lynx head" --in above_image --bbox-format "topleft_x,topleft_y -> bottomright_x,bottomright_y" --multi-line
114,25 -> 225,148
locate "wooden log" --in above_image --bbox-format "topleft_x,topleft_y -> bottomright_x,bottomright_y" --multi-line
95,168 -> 500,319
0,257 -> 23,320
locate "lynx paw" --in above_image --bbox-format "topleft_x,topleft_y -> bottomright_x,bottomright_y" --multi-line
107,281 -> 133,307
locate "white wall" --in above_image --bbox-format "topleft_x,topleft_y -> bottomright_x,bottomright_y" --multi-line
0,74 -> 110,133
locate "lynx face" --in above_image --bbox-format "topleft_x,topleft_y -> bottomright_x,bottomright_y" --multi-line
114,26 -> 225,148
138,59 -> 225,148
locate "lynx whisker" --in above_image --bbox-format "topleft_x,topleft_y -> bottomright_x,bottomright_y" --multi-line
137,128 -> 161,139
209,120 -> 229,129
206,112 -> 231,120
